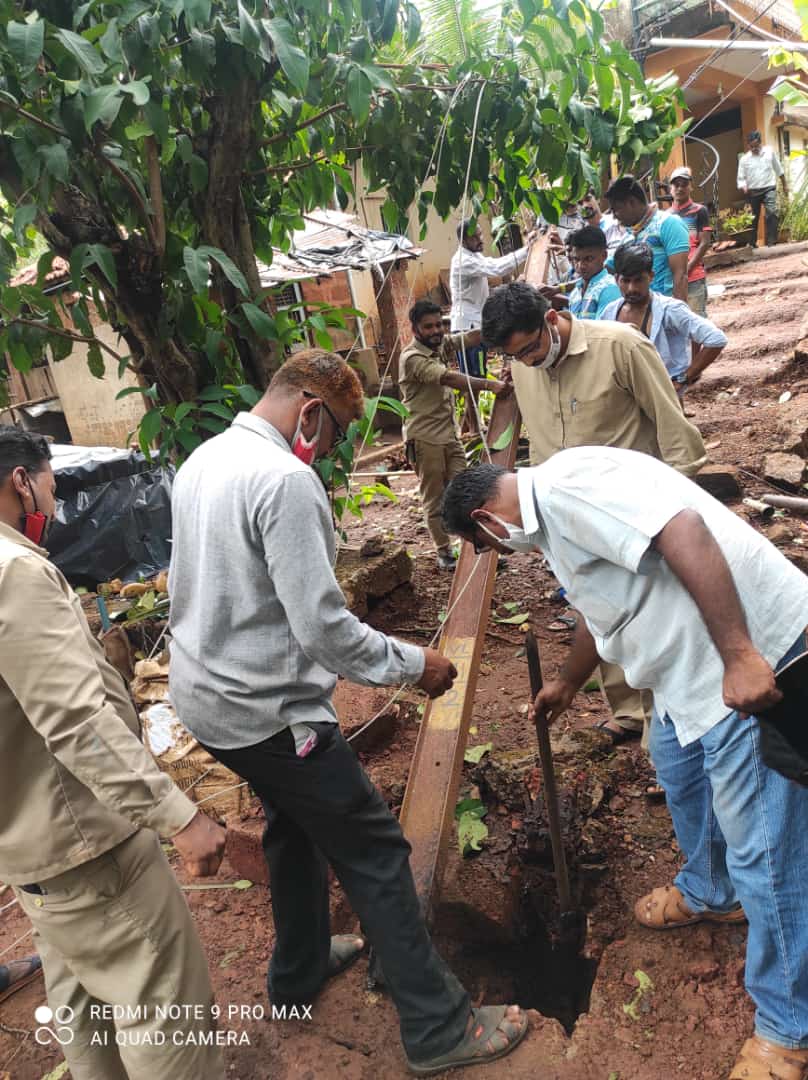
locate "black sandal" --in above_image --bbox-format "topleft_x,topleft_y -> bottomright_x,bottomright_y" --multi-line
593,719 -> 641,746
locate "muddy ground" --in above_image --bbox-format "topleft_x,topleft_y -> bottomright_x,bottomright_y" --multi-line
3,244 -> 808,1080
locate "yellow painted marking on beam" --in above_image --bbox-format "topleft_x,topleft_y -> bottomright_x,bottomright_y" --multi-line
427,637 -> 475,732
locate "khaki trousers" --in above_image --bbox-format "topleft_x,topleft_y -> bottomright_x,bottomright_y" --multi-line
15,829 -> 224,1080
409,437 -> 467,550
597,660 -> 654,747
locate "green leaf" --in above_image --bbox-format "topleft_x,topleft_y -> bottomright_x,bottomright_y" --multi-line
84,85 -> 123,132
182,0 -> 212,30
595,65 -> 614,112
199,246 -> 248,295
347,66 -> 372,126
183,246 -> 210,294
124,121 -> 153,140
12,205 -> 37,245
8,20 -> 45,75
38,142 -> 70,182
491,421 -> 514,451
54,27 -> 106,76
464,742 -> 493,764
264,18 -> 310,92
242,302 -> 278,339
201,402 -> 236,421
188,154 -> 208,193
87,341 -> 104,378
100,19 -> 123,62
457,812 -> 489,855
87,244 -> 117,287
494,612 -> 529,625
120,80 -> 151,106
454,798 -> 487,820
238,1 -> 262,52
116,383 -> 157,400
138,407 -> 163,454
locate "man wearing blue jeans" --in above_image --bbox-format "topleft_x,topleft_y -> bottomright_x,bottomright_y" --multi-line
441,446 -> 808,1080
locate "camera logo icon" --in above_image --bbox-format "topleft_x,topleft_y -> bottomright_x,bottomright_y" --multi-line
35,1005 -> 75,1046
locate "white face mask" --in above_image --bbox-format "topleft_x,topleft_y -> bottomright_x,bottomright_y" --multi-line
477,513 -> 536,554
537,324 -> 562,370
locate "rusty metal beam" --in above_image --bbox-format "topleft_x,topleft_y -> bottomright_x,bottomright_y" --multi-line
399,236 -> 550,916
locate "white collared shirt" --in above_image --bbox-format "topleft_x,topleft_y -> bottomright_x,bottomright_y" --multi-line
449,245 -> 529,330
516,446 -> 808,746
737,146 -> 784,191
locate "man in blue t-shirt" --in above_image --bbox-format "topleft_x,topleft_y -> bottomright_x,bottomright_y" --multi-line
567,226 -> 621,319
605,174 -> 690,302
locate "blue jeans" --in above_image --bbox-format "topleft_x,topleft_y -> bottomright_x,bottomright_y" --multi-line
650,633 -> 808,1049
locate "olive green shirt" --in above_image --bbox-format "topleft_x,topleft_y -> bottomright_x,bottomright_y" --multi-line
511,315 -> 707,475
0,523 -> 197,885
399,335 -> 463,444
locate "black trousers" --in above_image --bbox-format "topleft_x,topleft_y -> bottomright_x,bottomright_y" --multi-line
206,722 -> 470,1063
749,186 -> 779,247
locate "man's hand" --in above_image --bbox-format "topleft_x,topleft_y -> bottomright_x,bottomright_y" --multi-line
417,648 -> 458,698
173,811 -> 227,877
490,378 -> 512,399
528,677 -> 577,726
739,184 -> 748,195
723,647 -> 782,717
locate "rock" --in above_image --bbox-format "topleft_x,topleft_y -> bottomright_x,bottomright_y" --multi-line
693,465 -> 742,502
763,452 -> 806,490
335,543 -> 413,618
794,337 -> 808,365
360,533 -> 385,558
766,522 -> 792,545
774,397 -> 808,455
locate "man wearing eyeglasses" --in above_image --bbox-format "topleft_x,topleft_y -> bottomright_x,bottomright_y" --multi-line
481,282 -> 706,745
168,349 -> 529,1075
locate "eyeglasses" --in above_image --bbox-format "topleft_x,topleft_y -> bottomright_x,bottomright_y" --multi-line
507,326 -> 546,362
303,391 -> 347,445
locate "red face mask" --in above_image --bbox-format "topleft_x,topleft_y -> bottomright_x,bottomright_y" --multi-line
17,472 -> 51,545
291,406 -> 324,466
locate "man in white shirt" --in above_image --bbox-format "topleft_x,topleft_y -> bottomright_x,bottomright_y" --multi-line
737,130 -> 788,247
450,219 -> 533,434
443,447 -> 808,1080
577,190 -> 627,256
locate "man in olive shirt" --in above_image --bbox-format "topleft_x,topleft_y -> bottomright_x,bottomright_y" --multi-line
482,283 -> 706,741
0,427 -> 226,1080
400,299 -> 511,570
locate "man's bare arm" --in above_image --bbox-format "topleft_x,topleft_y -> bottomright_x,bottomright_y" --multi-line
653,509 -> 781,714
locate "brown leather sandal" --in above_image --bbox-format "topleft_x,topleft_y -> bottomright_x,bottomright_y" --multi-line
634,884 -> 746,930
729,1035 -> 808,1079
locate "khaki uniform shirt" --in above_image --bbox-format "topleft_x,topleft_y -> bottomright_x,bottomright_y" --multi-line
0,523 -> 196,885
399,336 -> 463,445
511,315 -> 706,475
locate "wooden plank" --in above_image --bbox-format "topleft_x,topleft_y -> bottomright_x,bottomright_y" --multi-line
399,234 -> 550,917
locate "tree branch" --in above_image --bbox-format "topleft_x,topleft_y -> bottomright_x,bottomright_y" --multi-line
248,147 -> 375,177
0,99 -> 66,138
144,135 -> 166,258
263,103 -> 347,146
1,310 -> 131,368
95,148 -> 160,252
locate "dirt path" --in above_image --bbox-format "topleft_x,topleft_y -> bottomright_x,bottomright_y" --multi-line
3,245 -> 808,1079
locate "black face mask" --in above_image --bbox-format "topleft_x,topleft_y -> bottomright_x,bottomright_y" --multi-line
18,473 -> 50,545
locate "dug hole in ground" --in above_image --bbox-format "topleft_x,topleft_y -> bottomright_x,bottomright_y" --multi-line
4,244 -> 808,1080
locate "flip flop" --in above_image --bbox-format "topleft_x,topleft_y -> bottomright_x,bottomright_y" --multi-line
407,1005 -> 528,1076
634,885 -> 746,930
0,955 -> 42,1005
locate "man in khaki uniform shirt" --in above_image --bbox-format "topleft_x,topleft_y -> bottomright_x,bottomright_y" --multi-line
399,299 -> 511,570
481,283 -> 706,741
0,427 -> 226,1080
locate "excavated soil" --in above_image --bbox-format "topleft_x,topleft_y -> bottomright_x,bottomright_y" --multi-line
3,245 -> 808,1079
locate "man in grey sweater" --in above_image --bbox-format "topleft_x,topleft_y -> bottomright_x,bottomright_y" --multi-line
169,350 -> 527,1075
